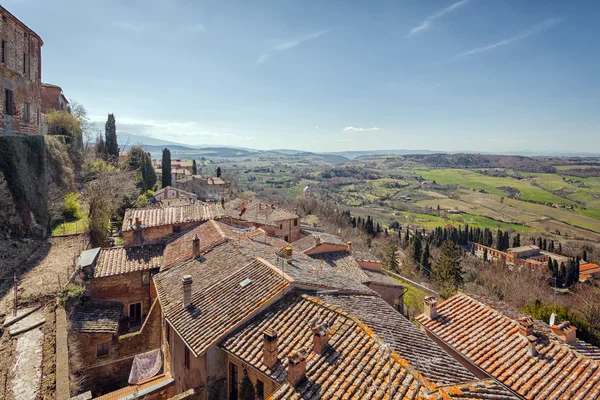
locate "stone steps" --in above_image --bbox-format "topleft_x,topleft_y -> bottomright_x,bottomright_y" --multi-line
8,309 -> 45,337
2,304 -> 41,328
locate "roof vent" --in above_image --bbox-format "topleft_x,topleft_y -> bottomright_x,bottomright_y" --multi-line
192,235 -> 200,258
314,235 -> 321,246
239,278 -> 252,288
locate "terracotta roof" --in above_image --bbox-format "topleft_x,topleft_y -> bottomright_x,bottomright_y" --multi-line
310,251 -> 371,284
506,245 -> 539,253
225,198 -> 298,224
94,373 -> 173,400
122,202 -> 226,232
319,294 -> 475,386
72,300 -> 122,334
223,295 -> 516,400
154,248 -> 291,356
291,231 -> 348,253
362,268 -> 405,287
416,293 -> 600,399
162,220 -> 288,269
152,186 -> 197,198
580,263 -> 600,272
94,244 -> 164,278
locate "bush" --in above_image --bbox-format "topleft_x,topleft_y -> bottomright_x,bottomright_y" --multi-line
46,110 -> 81,142
63,192 -> 82,220
59,284 -> 85,308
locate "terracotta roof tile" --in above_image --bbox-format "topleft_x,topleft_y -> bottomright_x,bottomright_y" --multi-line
416,293 -> 600,399
94,244 -> 164,278
72,300 -> 122,334
291,231 -> 348,253
225,198 -> 298,224
122,202 -> 225,232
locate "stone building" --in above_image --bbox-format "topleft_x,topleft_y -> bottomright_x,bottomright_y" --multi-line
472,242 -> 570,268
416,293 -> 600,399
178,175 -> 230,202
151,185 -> 198,204
40,82 -> 69,113
0,5 -> 43,135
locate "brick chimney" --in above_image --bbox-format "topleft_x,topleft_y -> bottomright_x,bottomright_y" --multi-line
551,321 -> 577,343
311,322 -> 329,354
314,235 -> 321,246
283,246 -> 293,264
192,235 -> 200,258
517,316 -> 535,337
263,328 -> 279,368
182,275 -> 193,309
423,296 -> 437,320
287,349 -> 307,386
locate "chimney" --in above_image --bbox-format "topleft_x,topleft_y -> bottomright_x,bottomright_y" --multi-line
283,246 -> 293,264
517,316 -> 534,337
423,296 -> 437,320
314,235 -> 321,246
221,197 -> 225,208
287,349 -> 307,386
192,235 -> 200,258
259,203 -> 262,210
526,335 -> 538,357
551,321 -> 577,343
262,328 -> 279,368
135,217 -> 141,227
182,275 -> 193,309
347,241 -> 352,252
311,321 -> 329,354
128,217 -> 133,227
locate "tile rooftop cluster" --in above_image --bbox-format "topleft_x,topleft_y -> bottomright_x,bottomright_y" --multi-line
122,202 -> 226,232
94,243 -> 164,278
291,231 -> 348,253
416,293 -> 600,399
225,198 -> 299,224
71,300 -> 123,334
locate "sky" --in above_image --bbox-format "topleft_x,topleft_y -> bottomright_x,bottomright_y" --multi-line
6,0 -> 600,153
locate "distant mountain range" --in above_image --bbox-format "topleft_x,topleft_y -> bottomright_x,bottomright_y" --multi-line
117,132 -> 600,159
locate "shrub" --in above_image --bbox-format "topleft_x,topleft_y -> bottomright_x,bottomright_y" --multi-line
46,110 -> 81,142
63,192 -> 82,220
59,284 -> 85,308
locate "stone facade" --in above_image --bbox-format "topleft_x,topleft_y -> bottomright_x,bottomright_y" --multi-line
0,6 -> 43,136
228,217 -> 300,243
123,221 -> 199,246
367,282 -> 404,308
226,354 -> 278,400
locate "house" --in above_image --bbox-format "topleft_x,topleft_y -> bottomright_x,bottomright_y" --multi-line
152,186 -> 198,204
416,293 -> 600,399
71,243 -> 165,393
225,198 -> 301,242
40,82 -> 69,113
580,263 -> 600,282
0,5 -> 43,135
177,174 -> 230,202
472,242 -> 570,269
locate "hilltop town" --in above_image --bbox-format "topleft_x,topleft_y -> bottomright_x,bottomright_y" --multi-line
1,4 -> 600,400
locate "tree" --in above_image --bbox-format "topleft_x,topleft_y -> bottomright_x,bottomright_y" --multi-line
130,147 -> 157,192
47,110 -> 81,142
434,240 -> 464,293
386,244 -> 399,272
192,160 -> 197,175
239,369 -> 255,400
162,148 -> 172,188
412,232 -> 422,265
96,134 -> 106,159
104,113 -> 119,160
583,250 -> 588,262
216,166 -> 222,178
513,233 -> 521,248
421,242 -> 431,277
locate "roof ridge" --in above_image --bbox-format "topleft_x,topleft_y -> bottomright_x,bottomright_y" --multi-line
210,219 -> 227,239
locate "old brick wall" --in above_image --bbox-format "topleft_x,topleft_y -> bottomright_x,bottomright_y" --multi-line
123,221 -> 199,245
87,272 -> 153,318
40,85 -> 66,113
167,323 -> 207,394
368,282 -> 404,308
0,10 -> 42,136
226,355 -> 279,400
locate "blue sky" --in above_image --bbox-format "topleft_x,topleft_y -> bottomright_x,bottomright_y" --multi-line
7,0 -> 600,152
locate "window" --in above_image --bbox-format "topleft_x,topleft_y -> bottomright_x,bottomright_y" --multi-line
23,102 -> 29,123
4,89 -> 13,115
294,218 -> 298,227
256,379 -> 265,400
96,342 -> 110,358
172,225 -> 181,233
184,347 -> 190,370
129,303 -> 142,326
1,40 -> 6,64
142,271 -> 150,286
229,362 -> 239,400
279,224 -> 283,229
284,236 -> 289,242
23,52 -> 29,75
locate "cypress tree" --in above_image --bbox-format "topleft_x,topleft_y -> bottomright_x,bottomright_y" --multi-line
386,244 -> 399,272
161,148 -> 172,187
412,232 -> 422,265
142,152 -> 157,191
404,228 -> 409,244
192,160 -> 197,175
104,113 -> 119,160
96,133 -> 106,159
543,238 -> 547,251
483,248 -> 488,262
583,250 -> 588,262
434,240 -> 464,290
558,242 -> 562,254
503,231 -> 510,251
558,262 -> 566,288
216,166 -> 222,178
421,242 -> 431,277
496,229 -> 503,250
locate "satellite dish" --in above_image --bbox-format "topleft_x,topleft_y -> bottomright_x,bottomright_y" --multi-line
549,313 -> 556,326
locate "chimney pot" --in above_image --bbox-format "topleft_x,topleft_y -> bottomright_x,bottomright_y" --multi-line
182,275 -> 193,309
551,321 -> 577,343
311,321 -> 329,354
347,241 -> 352,252
284,246 -> 293,264
423,296 -> 437,320
314,235 -> 321,246
192,234 -> 200,258
287,349 -> 307,386
527,335 -> 538,357
263,328 -> 279,368
517,316 -> 535,337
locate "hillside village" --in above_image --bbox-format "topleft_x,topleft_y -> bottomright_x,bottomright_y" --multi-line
1,4 -> 600,400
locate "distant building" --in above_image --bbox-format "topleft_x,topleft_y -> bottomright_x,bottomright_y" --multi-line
580,263 -> 600,282
152,186 -> 198,204
0,5 -> 43,135
472,242 -> 570,268
40,83 -> 69,113
176,174 -> 230,202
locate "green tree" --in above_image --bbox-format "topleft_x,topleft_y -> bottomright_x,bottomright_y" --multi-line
421,242 -> 431,277
412,232 -> 422,266
216,166 -> 222,178
192,160 -> 197,175
104,113 -> 119,160
239,369 -> 255,400
96,133 -> 106,159
63,192 -> 82,220
162,148 -> 172,188
386,244 -> 400,272
130,147 -> 157,192
434,240 -> 464,293
47,110 -> 81,143
583,250 -> 588,262
483,248 -> 488,262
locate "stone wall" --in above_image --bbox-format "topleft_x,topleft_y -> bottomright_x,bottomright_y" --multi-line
226,354 -> 279,400
368,282 -> 404,308
123,221 -> 198,245
87,271 -> 153,319
0,8 -> 42,136
167,323 -> 207,394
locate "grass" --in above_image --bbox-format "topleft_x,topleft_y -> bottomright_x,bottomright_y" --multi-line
51,214 -> 88,236
388,274 -> 429,314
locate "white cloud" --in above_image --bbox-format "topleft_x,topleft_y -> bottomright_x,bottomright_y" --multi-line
407,0 -> 470,37
343,126 -> 380,132
257,30 -> 328,65
451,18 -> 560,59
